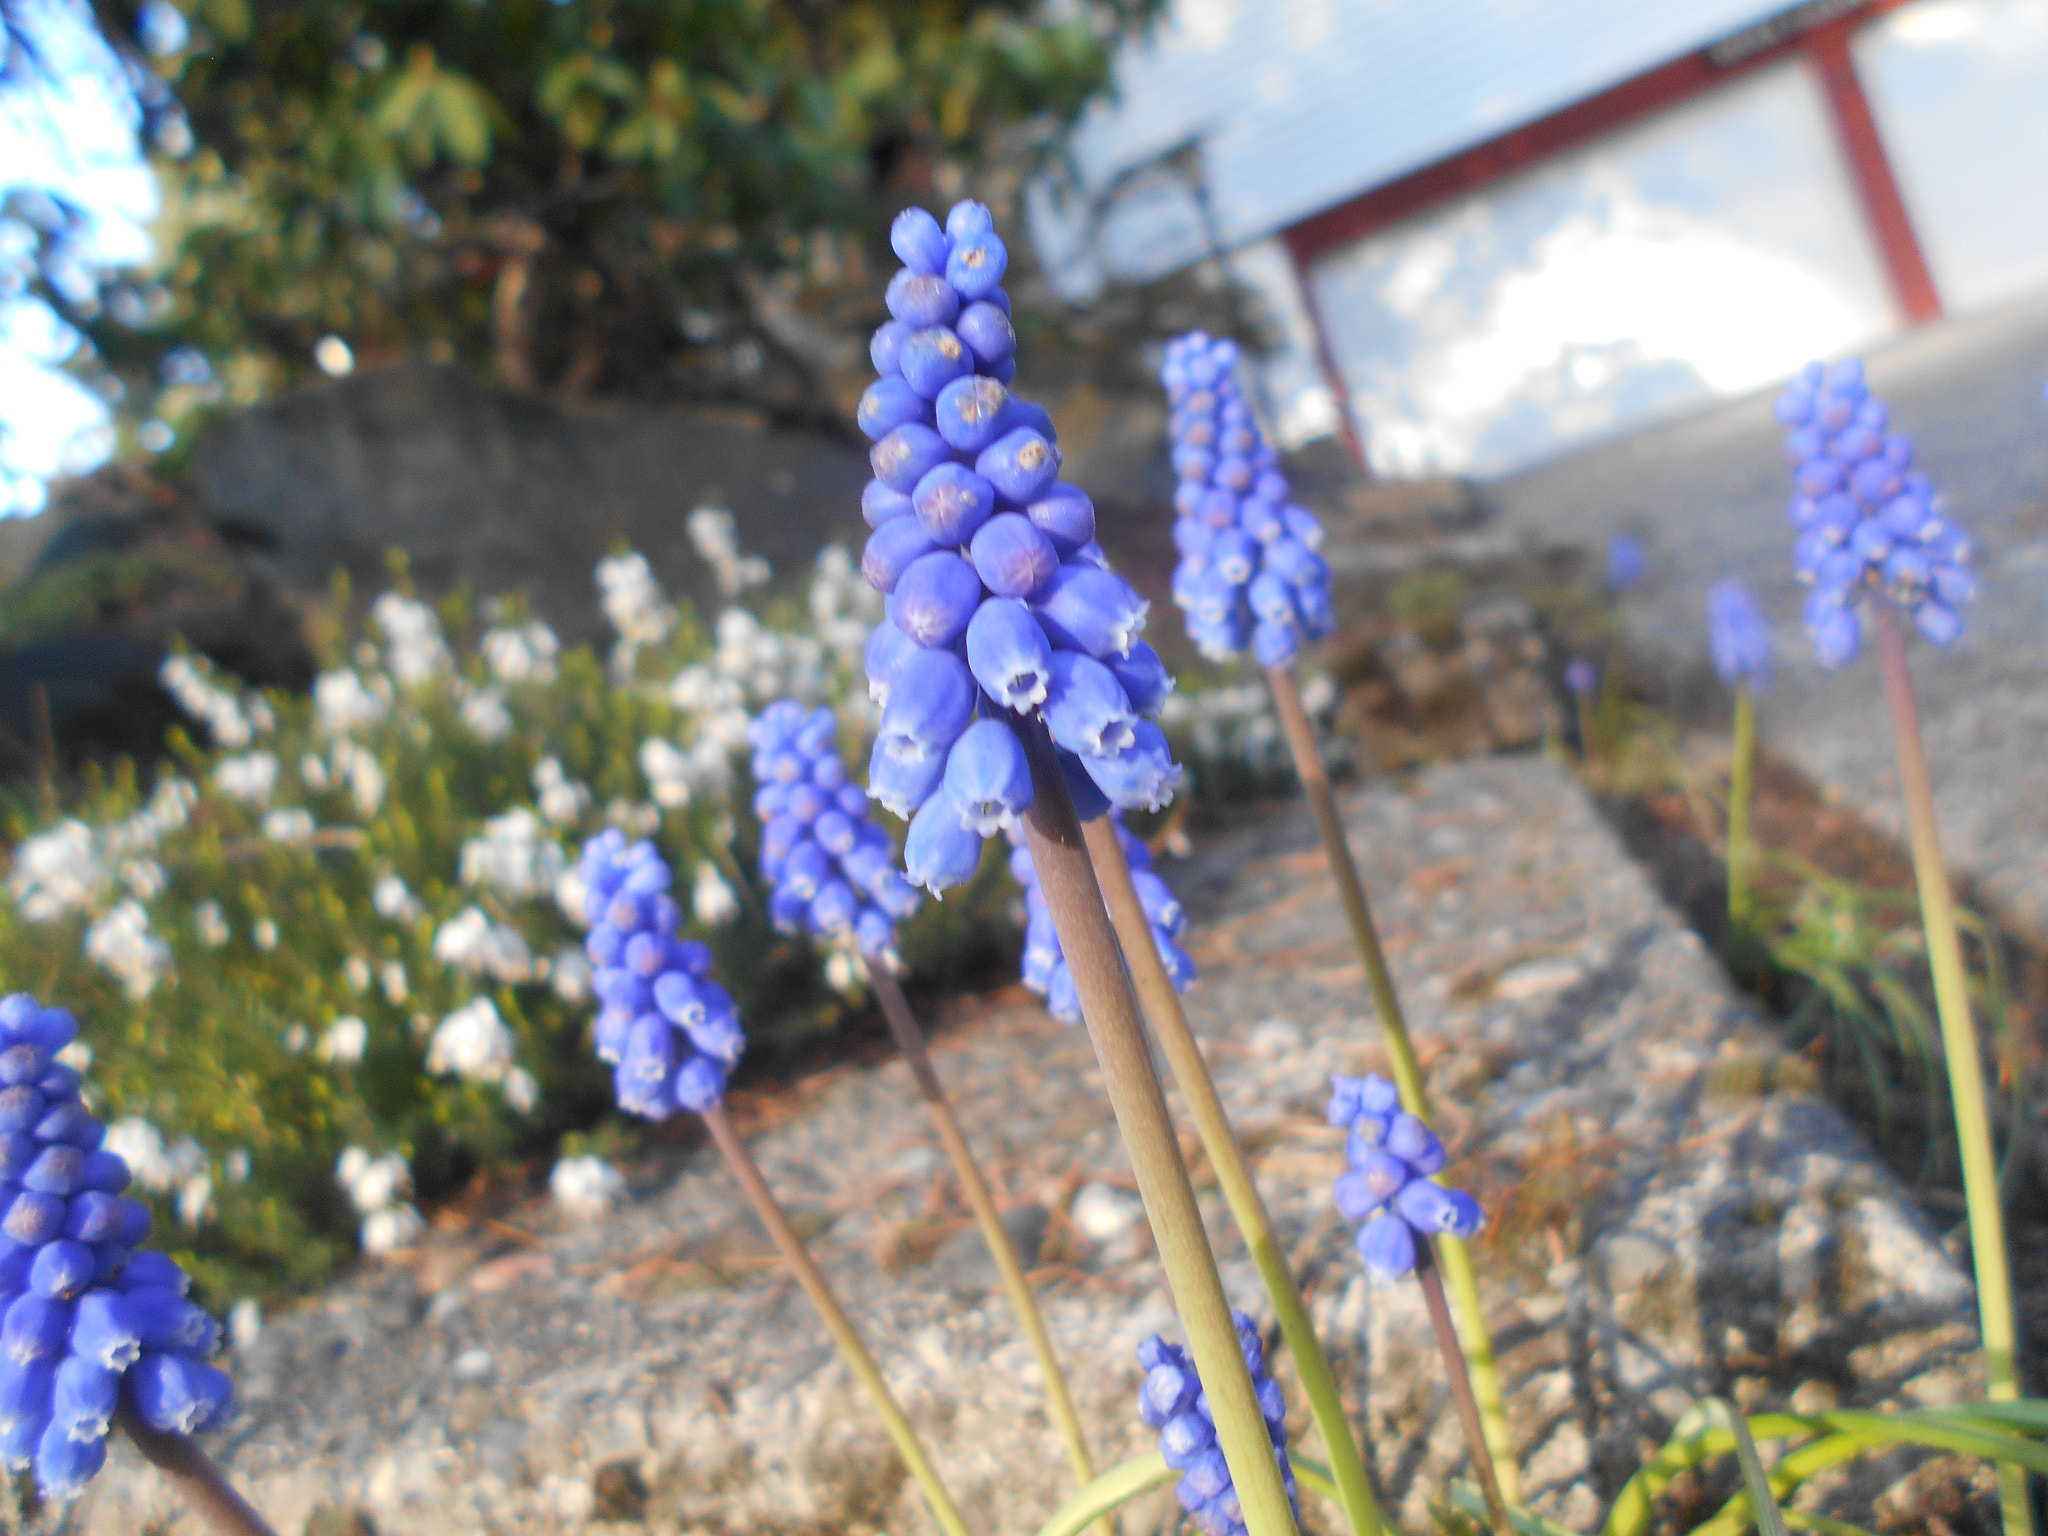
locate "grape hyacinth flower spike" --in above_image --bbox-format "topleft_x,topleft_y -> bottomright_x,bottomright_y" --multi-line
747,699 -> 1104,1516
1605,533 -> 1647,592
1327,1074 -> 1509,1536
863,208 -> 1295,1536
1012,816 -> 1192,1024
1707,581 -> 1772,928
576,832 -> 970,1536
0,994 -> 271,1535
1137,1312 -> 1299,1536
1160,331 -> 1521,1506
1778,361 -> 2024,1536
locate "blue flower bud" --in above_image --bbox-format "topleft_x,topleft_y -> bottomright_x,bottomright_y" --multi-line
1046,961 -> 1082,1023
857,375 -> 931,440
1025,484 -> 1095,557
1915,601 -> 1962,646
890,207 -> 950,276
955,302 -> 1015,370
946,199 -> 994,242
3,1293 -> 71,1362
943,720 -> 1034,834
946,231 -> 1008,300
29,1241 -> 93,1301
868,735 -> 948,819
870,320 -> 911,377
905,790 -> 984,895
934,374 -> 1011,453
871,422 -> 953,494
1043,652 -> 1136,758
1356,1211 -> 1417,1277
1081,721 -> 1180,812
67,1291 -> 140,1371
49,1355 -> 117,1442
900,326 -> 974,400
854,906 -> 899,962
892,552 -> 985,648
969,512 -> 1061,598
885,270 -> 960,330
862,478 -> 915,528
878,651 -> 984,762
1252,619 -> 1298,668
1131,869 -> 1184,935
673,1056 -> 728,1114
809,879 -> 859,936
864,618 -> 919,705
127,1351 -> 234,1435
780,842 -> 831,901
976,428 -> 1062,505
1032,565 -> 1148,660
913,462 -> 998,547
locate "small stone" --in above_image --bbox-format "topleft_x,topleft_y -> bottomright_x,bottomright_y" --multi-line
1247,1018 -> 1305,1055
592,1459 -> 649,1523
1493,958 -> 1583,1001
1789,1379 -> 1841,1415
1070,1182 -> 1145,1240
452,1346 -> 494,1380
304,1507 -> 378,1536
1597,1232 -> 1673,1293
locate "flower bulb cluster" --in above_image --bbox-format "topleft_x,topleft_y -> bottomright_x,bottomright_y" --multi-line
1009,816 -> 1192,1023
576,832 -> 744,1118
751,700 -> 921,967
1326,1074 -> 1483,1279
1161,332 -> 1334,667
1707,580 -> 1773,692
1136,1311 -> 1298,1536
1776,358 -> 1976,666
858,202 -> 1181,894
0,994 -> 232,1500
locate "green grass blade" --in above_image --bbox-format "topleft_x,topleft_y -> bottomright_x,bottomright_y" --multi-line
1443,1479 -> 1580,1536
1782,1510 -> 1884,1536
1714,1398 -> 1789,1536
1030,1453 -> 1177,1536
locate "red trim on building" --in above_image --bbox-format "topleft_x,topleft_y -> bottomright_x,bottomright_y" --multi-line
1279,0 -> 1934,471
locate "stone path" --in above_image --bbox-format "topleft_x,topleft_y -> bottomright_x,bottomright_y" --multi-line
58,757 -> 1989,1535
1485,289 -> 2048,938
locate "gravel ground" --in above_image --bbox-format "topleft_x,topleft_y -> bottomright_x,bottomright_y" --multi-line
53,757 -> 1990,1536
1484,288 -> 2048,938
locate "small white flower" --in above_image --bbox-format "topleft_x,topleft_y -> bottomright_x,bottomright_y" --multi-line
692,861 -> 739,927
550,947 -> 592,1004
55,1039 -> 91,1072
604,798 -> 660,837
333,742 -> 386,818
224,1148 -> 251,1183
106,1118 -> 173,1190
427,996 -> 518,1083
433,906 -> 533,983
381,960 -> 409,1004
159,653 -> 253,747
639,738 -> 694,809
193,898 -> 230,948
482,619 -> 560,685
299,753 -> 331,792
176,1173 -> 212,1227
9,821 -> 111,921
281,1023 -> 309,1054
532,758 -> 591,826
503,1067 -> 538,1114
371,593 -> 451,684
686,506 -> 772,596
338,1148 -> 411,1214
361,1203 -> 424,1256
824,947 -> 869,997
228,1299 -> 263,1351
84,901 -> 173,998
314,668 -> 388,733
344,955 -> 372,991
146,776 -> 198,837
373,874 -> 422,923
212,751 -> 279,805
253,918 -> 279,951
595,551 -> 676,676
262,808 -> 315,845
459,687 -> 512,741
549,1155 -> 623,1220
118,858 -> 166,900
555,866 -> 591,926
459,809 -> 566,901
319,1016 -> 369,1064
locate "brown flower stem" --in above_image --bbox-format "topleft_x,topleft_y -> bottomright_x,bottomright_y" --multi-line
1265,662 -> 1521,1502
1019,721 -> 1297,1536
117,1408 -> 278,1536
869,966 -> 1107,1533
700,1103 -> 971,1536
1415,1240 -> 1512,1536
1082,817 -> 1384,1536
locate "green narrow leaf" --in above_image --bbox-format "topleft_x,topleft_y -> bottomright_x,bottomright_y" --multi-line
1028,1453 -> 1176,1536
1714,1398 -> 1789,1536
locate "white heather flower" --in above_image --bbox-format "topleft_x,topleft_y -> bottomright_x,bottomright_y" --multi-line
690,735 -> 736,799
213,751 -> 279,805
333,742 -> 386,818
228,1299 -> 262,1351
281,1023 -> 309,1054
555,866 -> 591,926
371,592 -> 452,684
84,901 -> 173,998
253,918 -> 279,951
177,1173 -> 213,1227
56,1040 -> 90,1072
427,996 -> 517,1083
194,899 -> 231,947
314,667 -> 388,733
9,821 -> 111,920
809,543 -> 881,659
262,808 -> 316,845
1300,671 -> 1338,716
118,858 -> 166,900
319,1016 -> 369,1064
666,662 -> 743,716
503,1067 -> 539,1114
337,1148 -> 412,1214
373,873 -> 422,923
549,1155 -> 623,1220
692,861 -> 739,927
381,960 -> 409,1004
550,947 -> 592,1003
639,738 -> 694,809
224,1148 -> 251,1183
603,798 -> 660,837
824,947 -> 869,998
482,619 -> 560,685
686,506 -> 772,596
106,1118 -> 173,1190
138,776 -> 197,840
459,686 -> 512,741
299,752 -> 331,792
343,955 -> 372,991
532,758 -> 591,826
361,1203 -> 424,1256
433,906 -> 534,983
459,809 -> 566,901
595,551 -> 676,675
159,653 -> 253,747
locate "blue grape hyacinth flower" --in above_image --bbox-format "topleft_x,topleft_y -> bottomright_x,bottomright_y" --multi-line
1160,332 -> 1335,668
860,202 -> 1184,895
1326,1073 -> 1483,1279
1776,358 -> 1977,666
1707,580 -> 1773,693
1605,534 -> 1647,592
1136,1311 -> 1298,1536
750,699 -> 923,968
1009,817 -> 1192,1023
1563,658 -> 1597,697
577,831 -> 744,1117
0,993 -> 233,1501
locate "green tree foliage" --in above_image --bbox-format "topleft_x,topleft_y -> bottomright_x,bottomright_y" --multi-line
77,0 -> 1158,421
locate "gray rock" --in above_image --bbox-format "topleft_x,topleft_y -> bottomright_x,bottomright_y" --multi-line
931,1204 -> 1051,1293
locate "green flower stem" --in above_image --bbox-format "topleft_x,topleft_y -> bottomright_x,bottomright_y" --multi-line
1416,1239 -> 1513,1536
700,1103 -> 971,1536
1082,817 -> 1385,1536
1872,608 -> 2033,1536
1018,720 -> 1298,1536
118,1407 -> 279,1536
1576,694 -> 1596,765
1265,663 -> 1522,1502
868,967 -> 1106,1534
1728,683 -> 1757,930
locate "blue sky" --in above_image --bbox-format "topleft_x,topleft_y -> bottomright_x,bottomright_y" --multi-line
0,0 -> 160,516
